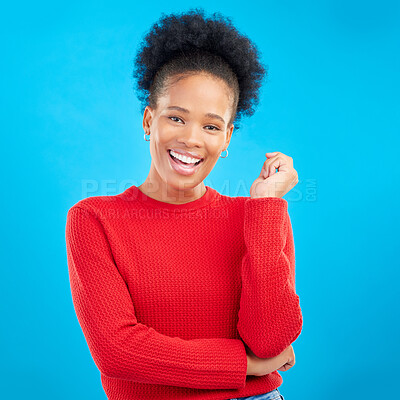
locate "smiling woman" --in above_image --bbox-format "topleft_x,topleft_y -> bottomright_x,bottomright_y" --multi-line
131,9 -> 267,205
140,72 -> 235,199
65,7 -> 301,400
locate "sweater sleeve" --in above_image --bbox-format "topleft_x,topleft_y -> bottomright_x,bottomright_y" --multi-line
65,205 -> 248,390
237,197 -> 303,358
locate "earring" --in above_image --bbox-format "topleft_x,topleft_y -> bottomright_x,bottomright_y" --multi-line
220,149 -> 228,158
144,132 -> 150,142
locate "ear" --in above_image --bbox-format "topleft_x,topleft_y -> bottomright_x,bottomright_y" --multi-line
142,106 -> 154,133
223,123 -> 234,151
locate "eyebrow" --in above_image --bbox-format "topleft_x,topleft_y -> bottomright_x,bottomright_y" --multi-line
166,106 -> 225,124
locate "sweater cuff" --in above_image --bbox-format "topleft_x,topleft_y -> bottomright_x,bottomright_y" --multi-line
222,338 -> 248,389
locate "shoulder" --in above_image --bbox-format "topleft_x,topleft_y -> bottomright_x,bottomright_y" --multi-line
66,188 -> 133,221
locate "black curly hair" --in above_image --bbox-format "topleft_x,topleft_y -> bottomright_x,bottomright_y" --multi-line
132,8 -> 268,131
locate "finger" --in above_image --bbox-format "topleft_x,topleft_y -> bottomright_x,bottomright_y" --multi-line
262,155 -> 279,178
260,167 -> 268,179
265,155 -> 292,174
268,157 -> 281,176
268,155 -> 285,176
263,155 -> 280,176
266,152 -> 293,168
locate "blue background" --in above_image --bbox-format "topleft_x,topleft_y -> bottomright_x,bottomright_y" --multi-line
1,1 -> 399,398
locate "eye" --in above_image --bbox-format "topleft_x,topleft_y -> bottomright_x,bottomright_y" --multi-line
168,116 -> 183,123
205,125 -> 220,131
168,116 -> 219,131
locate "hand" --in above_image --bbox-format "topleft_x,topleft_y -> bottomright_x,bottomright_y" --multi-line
276,344 -> 296,372
249,152 -> 299,199
246,344 -> 296,376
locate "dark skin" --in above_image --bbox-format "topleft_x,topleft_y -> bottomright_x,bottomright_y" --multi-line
139,72 -> 234,204
139,71 -> 299,375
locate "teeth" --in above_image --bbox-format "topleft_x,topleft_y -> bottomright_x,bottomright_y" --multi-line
170,150 -> 201,164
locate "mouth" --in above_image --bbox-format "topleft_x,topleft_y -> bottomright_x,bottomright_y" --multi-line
167,149 -> 204,175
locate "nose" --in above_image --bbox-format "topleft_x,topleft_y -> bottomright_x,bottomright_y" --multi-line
176,125 -> 203,148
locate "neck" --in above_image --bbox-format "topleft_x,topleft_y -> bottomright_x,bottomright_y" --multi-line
138,176 -> 207,205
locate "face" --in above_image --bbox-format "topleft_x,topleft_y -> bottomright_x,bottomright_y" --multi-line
142,72 -> 234,196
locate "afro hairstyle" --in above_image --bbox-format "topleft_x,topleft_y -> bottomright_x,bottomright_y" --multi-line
132,8 -> 268,131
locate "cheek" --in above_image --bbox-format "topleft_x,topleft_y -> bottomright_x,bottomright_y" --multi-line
155,125 -> 175,147
205,139 -> 225,158
152,144 -> 167,166
150,132 -> 168,155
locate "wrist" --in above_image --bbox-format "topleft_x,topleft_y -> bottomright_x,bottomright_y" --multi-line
246,354 -> 254,376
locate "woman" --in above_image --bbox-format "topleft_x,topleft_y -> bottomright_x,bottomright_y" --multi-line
66,8 -> 302,400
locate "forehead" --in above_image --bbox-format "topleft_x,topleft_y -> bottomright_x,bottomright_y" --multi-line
158,73 -> 233,115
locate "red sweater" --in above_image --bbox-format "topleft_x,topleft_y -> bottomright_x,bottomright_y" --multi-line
65,185 -> 303,400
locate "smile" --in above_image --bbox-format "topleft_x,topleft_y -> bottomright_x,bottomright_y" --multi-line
168,150 -> 204,176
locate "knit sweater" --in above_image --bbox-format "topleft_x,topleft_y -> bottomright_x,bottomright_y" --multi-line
65,185 -> 303,400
